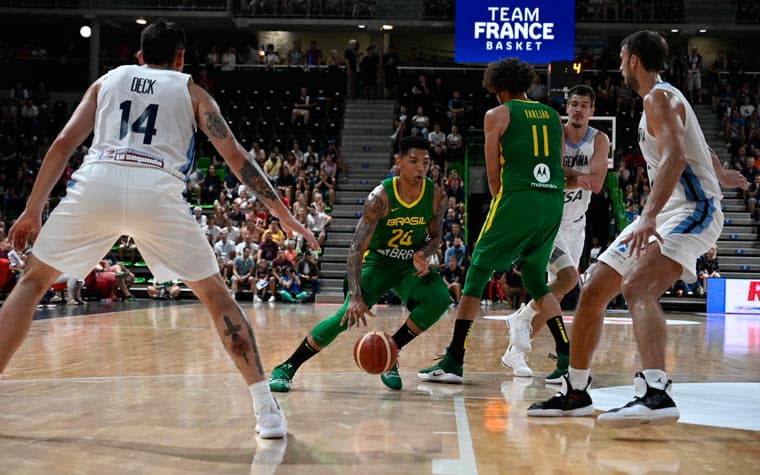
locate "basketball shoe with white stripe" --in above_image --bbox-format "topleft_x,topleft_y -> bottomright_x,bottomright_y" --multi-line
597,372 -> 679,428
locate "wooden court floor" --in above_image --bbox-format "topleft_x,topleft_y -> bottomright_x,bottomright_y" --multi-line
1,301 -> 759,474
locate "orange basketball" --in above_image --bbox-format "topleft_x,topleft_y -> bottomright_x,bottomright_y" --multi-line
353,331 -> 399,374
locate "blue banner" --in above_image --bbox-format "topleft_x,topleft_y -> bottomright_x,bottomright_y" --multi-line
455,0 -> 575,64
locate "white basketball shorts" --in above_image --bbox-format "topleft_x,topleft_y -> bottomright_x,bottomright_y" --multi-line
599,200 -> 722,283
33,163 -> 219,282
548,215 -> 586,275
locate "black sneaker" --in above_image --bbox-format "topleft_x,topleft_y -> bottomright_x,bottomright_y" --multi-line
527,374 -> 594,417
597,372 -> 679,428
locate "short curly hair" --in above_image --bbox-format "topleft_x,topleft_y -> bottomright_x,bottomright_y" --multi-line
482,58 -> 536,96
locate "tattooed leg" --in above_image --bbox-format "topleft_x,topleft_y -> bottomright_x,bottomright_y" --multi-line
185,274 -> 266,383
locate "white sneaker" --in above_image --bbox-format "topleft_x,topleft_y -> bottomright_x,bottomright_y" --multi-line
597,373 -> 679,428
501,345 -> 533,377
506,304 -> 532,353
254,295 -> 262,303
255,403 -> 287,439
267,296 -> 276,303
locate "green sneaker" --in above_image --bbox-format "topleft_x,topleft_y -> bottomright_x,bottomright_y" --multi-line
417,351 -> 464,384
545,353 -> 569,384
381,362 -> 402,390
269,363 -> 296,392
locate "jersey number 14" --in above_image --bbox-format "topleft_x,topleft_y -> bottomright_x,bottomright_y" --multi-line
119,100 -> 159,145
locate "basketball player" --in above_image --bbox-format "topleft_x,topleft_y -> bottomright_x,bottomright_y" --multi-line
502,85 -> 610,383
528,30 -> 749,426
0,20 -> 319,439
269,136 -> 450,392
418,59 -> 566,384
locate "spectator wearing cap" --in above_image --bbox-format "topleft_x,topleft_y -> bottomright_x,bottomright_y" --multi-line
193,206 -> 207,226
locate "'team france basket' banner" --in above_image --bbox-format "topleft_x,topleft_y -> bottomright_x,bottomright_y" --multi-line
455,0 -> 575,64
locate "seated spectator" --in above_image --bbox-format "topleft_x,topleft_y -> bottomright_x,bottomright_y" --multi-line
411,106 -> 430,137
314,170 -> 336,207
429,164 -> 444,187
428,123 -> 447,152
447,125 -> 463,161
294,173 -> 311,208
444,237 -> 467,268
185,168 -> 204,204
444,222 -> 465,248
442,254 -> 463,306
253,259 -> 277,303
236,230 -> 259,257
278,267 -> 310,303
221,249 -> 236,282
223,167 -> 239,199
282,240 -> 299,266
390,105 -> 408,142
307,201 -> 332,247
272,248 -> 293,277
192,206 -> 207,227
214,228 -> 236,260
447,90 -> 466,125
257,232 -> 280,262
262,217 -> 286,245
297,250 -> 320,293
6,241 -> 25,277
284,151 -> 300,177
696,246 -> 720,295
203,215 -> 222,244
109,262 -> 136,301
201,165 -> 222,204
291,87 -> 314,124
147,278 -> 182,299
446,171 -> 465,203
320,153 -> 338,182
278,166 -> 296,204
264,148 -> 283,185
227,202 -> 246,228
230,247 -> 256,300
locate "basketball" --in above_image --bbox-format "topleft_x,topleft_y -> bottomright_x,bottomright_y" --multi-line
353,331 -> 399,374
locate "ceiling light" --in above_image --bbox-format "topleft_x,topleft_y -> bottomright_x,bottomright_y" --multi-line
381,24 -> 394,31
671,28 -> 679,33
358,24 -> 366,29
136,18 -> 147,25
699,28 -> 708,33
80,25 -> 91,38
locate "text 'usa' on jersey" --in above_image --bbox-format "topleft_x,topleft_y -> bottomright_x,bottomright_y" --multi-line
85,65 -> 197,181
368,177 -> 434,261
500,100 -> 564,193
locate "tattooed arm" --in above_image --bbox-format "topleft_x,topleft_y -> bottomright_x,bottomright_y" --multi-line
190,82 -> 320,250
340,184 -> 389,328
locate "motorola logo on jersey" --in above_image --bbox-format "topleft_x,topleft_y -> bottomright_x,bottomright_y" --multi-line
533,163 -> 551,183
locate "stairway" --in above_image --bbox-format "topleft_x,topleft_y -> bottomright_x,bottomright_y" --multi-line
317,100 -> 396,303
693,104 -> 759,278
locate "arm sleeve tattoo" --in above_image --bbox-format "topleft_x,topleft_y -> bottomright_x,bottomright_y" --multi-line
239,156 -> 281,205
418,186 -> 447,258
204,111 -> 228,139
346,186 -> 388,300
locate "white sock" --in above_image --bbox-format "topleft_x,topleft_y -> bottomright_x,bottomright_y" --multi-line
525,301 -> 539,319
249,380 -> 276,415
642,369 -> 667,390
568,367 -> 590,390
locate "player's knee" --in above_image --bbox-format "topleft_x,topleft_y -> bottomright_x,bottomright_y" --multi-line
462,264 -> 490,298
556,267 -> 579,295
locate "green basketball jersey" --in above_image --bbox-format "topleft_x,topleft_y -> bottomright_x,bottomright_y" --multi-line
368,176 -> 434,262
500,99 -> 564,193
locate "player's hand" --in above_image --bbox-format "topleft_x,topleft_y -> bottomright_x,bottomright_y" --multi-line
277,213 -> 321,251
577,175 -> 594,190
620,215 -> 662,259
341,296 -> 375,329
413,250 -> 430,277
720,169 -> 750,190
8,209 -> 41,251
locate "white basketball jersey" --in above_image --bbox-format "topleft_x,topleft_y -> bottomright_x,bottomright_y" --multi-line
84,65 -> 196,180
562,126 -> 598,223
638,82 -> 721,212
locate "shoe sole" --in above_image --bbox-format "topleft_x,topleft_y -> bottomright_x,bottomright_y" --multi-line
544,376 -> 563,384
527,405 -> 594,417
597,408 -> 680,428
500,358 -> 534,378
417,372 -> 463,384
256,424 -> 288,439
